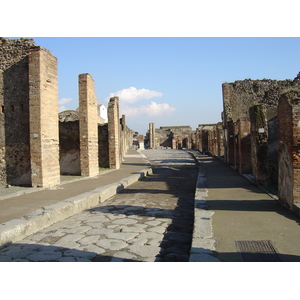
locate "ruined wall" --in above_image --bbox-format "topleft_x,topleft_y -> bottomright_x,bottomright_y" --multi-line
222,74 -> 300,185
0,38 -> 36,185
222,77 -> 300,124
59,111 -> 80,175
197,124 -> 215,154
278,89 -> 300,211
148,125 -> 194,149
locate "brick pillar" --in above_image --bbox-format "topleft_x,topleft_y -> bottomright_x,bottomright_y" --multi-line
216,122 -> 224,159
278,89 -> 300,211
108,97 -> 120,169
28,47 -> 60,188
249,105 -> 269,185
172,138 -> 177,149
237,120 -> 252,174
149,122 -> 155,149
79,73 -> 99,177
225,121 -> 235,165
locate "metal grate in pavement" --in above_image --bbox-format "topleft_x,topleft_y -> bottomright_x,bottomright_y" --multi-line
235,240 -> 281,262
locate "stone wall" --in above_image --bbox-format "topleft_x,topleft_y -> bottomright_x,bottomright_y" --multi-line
222,73 -> 300,184
0,38 -> 36,185
278,89 -> 300,212
146,125 -> 194,149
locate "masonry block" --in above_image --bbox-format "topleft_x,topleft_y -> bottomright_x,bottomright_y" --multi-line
79,73 -> 99,177
108,97 -> 120,169
28,47 -> 60,188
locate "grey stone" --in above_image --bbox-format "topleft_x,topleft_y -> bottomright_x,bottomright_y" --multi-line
138,232 -> 163,240
147,226 -> 166,234
62,226 -> 92,234
12,258 -> 30,262
145,220 -> 162,226
27,251 -> 63,262
111,218 -> 138,225
127,236 -> 148,246
57,257 -> 77,262
119,224 -> 147,233
128,244 -> 161,258
62,248 -> 97,259
95,239 -> 127,251
0,255 -> 12,262
77,235 -> 100,246
75,257 -> 92,262
103,232 -> 139,241
53,234 -> 85,246
190,238 -> 216,252
80,244 -> 106,254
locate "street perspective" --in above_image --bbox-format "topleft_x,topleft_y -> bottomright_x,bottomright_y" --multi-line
1,37 -> 300,263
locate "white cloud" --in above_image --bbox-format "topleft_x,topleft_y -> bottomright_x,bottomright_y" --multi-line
106,87 -> 163,104
58,98 -> 72,112
122,101 -> 176,117
59,98 -> 72,105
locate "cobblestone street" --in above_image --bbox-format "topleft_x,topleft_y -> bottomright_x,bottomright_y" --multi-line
0,150 -> 198,262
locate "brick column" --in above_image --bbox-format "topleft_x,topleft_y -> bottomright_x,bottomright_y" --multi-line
108,97 -> 120,169
149,123 -> 155,149
28,47 -> 60,187
249,105 -> 269,185
216,122 -> 224,159
225,121 -> 235,165
237,120 -> 252,174
79,73 -> 99,177
278,89 -> 300,212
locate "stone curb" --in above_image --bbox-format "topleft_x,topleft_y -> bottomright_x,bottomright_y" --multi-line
0,168 -> 153,248
189,154 -> 221,262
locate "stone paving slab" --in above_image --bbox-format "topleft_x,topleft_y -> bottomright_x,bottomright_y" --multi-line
0,149 -> 199,262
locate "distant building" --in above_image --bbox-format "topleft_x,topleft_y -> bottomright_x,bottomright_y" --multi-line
97,104 -> 108,123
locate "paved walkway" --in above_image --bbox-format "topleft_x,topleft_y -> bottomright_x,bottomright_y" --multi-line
0,149 -> 198,262
192,153 -> 300,262
0,149 -> 149,224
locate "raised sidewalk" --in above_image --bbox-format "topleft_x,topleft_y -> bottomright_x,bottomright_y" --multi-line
191,152 -> 300,262
0,149 -> 152,247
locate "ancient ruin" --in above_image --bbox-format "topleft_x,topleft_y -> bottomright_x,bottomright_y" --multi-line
1,37 -> 300,217
0,38 -> 135,187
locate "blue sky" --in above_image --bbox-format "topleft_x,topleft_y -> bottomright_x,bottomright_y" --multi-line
5,37 -> 300,135
2,0 -> 299,293
3,1 -> 300,135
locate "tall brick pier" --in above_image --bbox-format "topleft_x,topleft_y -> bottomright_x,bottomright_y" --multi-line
78,73 -> 99,177
108,97 -> 120,169
28,47 -> 60,188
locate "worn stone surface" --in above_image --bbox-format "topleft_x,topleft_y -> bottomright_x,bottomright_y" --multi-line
0,149 -> 198,262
